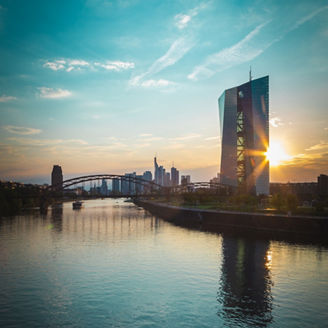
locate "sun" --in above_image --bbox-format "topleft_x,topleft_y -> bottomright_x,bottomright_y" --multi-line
265,141 -> 291,166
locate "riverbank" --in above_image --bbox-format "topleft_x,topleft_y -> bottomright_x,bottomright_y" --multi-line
135,200 -> 328,239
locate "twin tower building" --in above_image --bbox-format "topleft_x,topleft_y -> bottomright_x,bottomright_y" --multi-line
218,75 -> 269,195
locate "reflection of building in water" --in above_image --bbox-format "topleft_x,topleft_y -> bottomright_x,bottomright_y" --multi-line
51,204 -> 63,232
218,236 -> 273,326
50,201 -> 161,241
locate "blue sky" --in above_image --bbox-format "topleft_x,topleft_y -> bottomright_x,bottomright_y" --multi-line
0,0 -> 327,183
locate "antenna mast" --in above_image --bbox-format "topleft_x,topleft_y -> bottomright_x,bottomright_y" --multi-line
249,66 -> 252,81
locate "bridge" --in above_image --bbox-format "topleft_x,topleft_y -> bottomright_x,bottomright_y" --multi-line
48,173 -> 234,196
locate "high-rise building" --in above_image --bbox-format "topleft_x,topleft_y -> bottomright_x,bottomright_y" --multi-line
171,167 -> 179,186
164,172 -> 171,186
121,172 -> 136,194
318,174 -> 328,198
154,157 -> 159,184
100,179 -> 108,196
51,165 -> 63,190
143,171 -> 152,182
112,178 -> 120,194
218,75 -> 269,195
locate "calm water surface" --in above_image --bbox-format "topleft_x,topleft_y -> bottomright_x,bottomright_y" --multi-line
0,199 -> 327,327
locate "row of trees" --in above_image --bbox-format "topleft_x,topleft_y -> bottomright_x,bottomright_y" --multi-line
159,188 -> 326,214
0,183 -> 43,216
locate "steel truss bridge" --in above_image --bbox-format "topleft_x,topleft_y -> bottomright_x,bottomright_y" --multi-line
48,174 -> 234,196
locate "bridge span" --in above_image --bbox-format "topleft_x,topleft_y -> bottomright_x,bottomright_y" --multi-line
49,173 -> 234,196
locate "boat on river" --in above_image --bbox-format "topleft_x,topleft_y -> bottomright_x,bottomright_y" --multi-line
72,201 -> 82,209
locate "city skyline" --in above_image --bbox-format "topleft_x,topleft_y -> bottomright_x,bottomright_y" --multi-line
0,0 -> 327,184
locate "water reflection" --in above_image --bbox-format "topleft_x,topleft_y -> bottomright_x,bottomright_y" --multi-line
218,235 -> 273,327
50,203 -> 63,232
47,200 -> 162,241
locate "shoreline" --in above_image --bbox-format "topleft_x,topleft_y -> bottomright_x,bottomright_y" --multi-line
135,200 -> 328,241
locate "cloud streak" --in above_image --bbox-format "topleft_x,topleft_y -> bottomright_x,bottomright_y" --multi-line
43,58 -> 134,72
3,125 -> 41,135
189,5 -> 328,81
130,37 -> 194,87
174,2 -> 210,29
7,137 -> 88,146
188,22 -> 270,81
0,95 -> 16,102
38,87 -> 72,99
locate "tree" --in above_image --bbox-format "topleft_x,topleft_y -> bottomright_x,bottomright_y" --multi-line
286,194 -> 298,212
271,193 -> 284,211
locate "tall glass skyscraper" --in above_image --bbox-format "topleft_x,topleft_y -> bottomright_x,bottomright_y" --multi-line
218,76 -> 269,195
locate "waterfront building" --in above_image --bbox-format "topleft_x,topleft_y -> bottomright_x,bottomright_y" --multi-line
218,75 -> 269,195
51,165 -> 63,190
270,182 -> 317,202
171,167 -> 179,186
317,174 -> 328,198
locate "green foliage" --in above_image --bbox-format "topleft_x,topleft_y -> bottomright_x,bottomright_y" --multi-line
271,193 -> 285,211
286,194 -> 298,212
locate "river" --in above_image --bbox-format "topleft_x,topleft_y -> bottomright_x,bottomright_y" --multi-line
0,198 -> 327,327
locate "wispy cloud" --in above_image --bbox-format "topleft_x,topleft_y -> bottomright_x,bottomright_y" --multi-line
188,22 -> 269,81
174,2 -> 209,29
43,59 -> 66,71
7,137 -> 88,146
269,117 -> 284,128
139,133 -> 152,137
0,95 -> 16,102
170,133 -> 201,141
204,136 -> 218,141
140,79 -> 176,88
305,141 -> 328,152
189,5 -> 328,81
38,87 -> 72,99
291,5 -> 328,31
130,37 -> 194,87
94,61 -> 135,71
3,125 -> 41,135
43,58 -> 134,72
175,14 -> 192,30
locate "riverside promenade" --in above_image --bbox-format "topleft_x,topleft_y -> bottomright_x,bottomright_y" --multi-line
135,200 -> 328,239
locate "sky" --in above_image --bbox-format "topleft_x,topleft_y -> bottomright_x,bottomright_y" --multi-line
0,0 -> 327,184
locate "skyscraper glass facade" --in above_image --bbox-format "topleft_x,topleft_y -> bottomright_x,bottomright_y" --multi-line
218,76 -> 269,195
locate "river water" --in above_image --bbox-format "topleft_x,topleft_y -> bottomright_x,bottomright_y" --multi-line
0,199 -> 327,327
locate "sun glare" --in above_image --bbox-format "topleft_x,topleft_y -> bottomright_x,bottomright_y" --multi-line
265,141 -> 291,166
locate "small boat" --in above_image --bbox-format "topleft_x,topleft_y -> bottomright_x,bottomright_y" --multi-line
72,201 -> 82,209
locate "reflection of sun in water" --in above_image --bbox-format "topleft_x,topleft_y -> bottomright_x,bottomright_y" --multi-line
265,141 -> 291,166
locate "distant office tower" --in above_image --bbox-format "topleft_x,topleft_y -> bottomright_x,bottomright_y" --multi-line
51,165 -> 63,190
143,171 -> 152,182
154,157 -> 159,184
112,178 -> 120,194
171,167 -> 179,186
121,172 -> 136,194
101,179 -> 108,196
218,75 -> 269,195
164,172 -> 171,186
